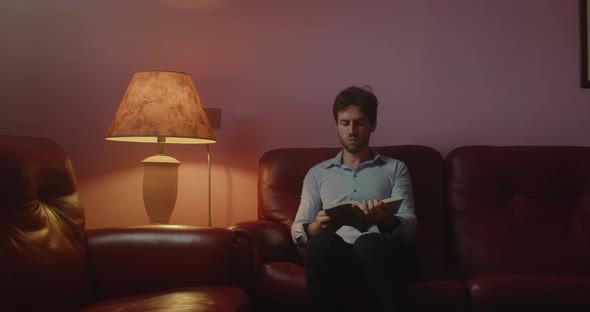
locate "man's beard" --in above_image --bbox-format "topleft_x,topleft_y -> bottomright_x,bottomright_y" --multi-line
339,135 -> 368,154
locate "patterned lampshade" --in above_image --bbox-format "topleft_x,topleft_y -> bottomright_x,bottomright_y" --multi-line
106,71 -> 216,144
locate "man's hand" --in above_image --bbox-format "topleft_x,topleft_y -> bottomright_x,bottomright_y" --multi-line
307,210 -> 331,237
356,199 -> 400,228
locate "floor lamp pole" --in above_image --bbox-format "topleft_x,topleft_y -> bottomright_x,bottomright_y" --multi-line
207,144 -> 212,227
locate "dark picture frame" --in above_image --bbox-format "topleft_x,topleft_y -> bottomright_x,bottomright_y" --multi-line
582,0 -> 590,88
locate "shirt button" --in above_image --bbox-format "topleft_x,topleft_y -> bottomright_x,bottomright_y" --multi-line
353,189 -> 357,192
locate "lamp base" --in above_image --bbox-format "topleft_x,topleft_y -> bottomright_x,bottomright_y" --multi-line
142,154 -> 181,224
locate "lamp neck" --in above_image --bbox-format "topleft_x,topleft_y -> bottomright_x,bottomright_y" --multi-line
157,136 -> 166,155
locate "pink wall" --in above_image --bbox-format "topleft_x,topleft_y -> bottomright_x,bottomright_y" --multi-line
1,0 -> 589,229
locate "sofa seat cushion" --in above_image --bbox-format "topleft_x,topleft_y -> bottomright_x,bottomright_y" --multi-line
467,275 -> 590,312
408,280 -> 468,311
259,262 -> 469,311
80,286 -> 249,312
258,262 -> 307,308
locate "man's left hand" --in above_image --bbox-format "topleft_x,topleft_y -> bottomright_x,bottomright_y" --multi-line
360,199 -> 400,228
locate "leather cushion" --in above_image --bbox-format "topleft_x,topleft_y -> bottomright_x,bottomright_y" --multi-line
258,262 -> 308,308
80,286 -> 249,312
408,280 -> 469,312
447,146 -> 590,276
259,263 -> 469,312
87,226 -> 248,300
467,275 -> 590,312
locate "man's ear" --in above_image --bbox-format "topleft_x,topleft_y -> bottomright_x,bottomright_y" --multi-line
370,122 -> 377,132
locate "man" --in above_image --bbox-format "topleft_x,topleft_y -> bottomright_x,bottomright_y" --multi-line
291,86 -> 417,312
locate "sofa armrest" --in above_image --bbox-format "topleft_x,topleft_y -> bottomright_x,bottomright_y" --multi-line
230,220 -> 302,267
86,225 -> 249,300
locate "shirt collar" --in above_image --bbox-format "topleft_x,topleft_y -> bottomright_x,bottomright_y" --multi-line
325,149 -> 385,168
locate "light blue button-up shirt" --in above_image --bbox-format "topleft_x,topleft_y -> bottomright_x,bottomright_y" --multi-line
291,150 -> 416,245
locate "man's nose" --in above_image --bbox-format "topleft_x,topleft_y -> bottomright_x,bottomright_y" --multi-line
347,125 -> 357,134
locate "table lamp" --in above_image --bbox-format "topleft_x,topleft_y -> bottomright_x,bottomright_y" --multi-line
106,70 -> 216,225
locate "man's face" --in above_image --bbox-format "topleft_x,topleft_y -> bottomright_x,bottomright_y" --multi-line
336,105 -> 376,154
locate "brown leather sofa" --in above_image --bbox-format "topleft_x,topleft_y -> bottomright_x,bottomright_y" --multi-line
230,145 -> 590,311
446,146 -> 590,312
0,135 -> 250,312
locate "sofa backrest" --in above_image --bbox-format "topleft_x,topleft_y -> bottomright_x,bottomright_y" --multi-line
258,145 -> 454,280
447,146 -> 590,277
0,135 -> 92,311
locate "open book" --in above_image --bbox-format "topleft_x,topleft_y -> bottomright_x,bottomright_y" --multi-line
323,197 -> 403,232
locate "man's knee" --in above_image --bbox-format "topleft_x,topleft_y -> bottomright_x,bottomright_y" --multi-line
353,233 -> 387,258
306,231 -> 345,261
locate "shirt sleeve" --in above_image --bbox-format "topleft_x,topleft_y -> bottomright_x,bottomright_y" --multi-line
391,161 -> 417,243
291,168 -> 323,246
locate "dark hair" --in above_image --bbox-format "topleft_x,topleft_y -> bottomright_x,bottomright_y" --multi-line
332,86 -> 378,124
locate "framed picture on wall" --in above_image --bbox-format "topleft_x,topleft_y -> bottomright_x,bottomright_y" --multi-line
582,0 -> 590,88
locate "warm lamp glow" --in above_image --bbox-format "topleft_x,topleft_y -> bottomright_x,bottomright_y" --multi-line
106,70 -> 217,225
106,71 -> 216,144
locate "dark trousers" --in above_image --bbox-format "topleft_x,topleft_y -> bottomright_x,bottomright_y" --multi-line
304,232 -> 415,312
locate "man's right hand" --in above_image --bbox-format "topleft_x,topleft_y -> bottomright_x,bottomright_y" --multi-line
307,210 -> 331,237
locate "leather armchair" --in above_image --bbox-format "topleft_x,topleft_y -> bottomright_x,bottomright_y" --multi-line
230,146 -> 468,311
0,135 -> 250,312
